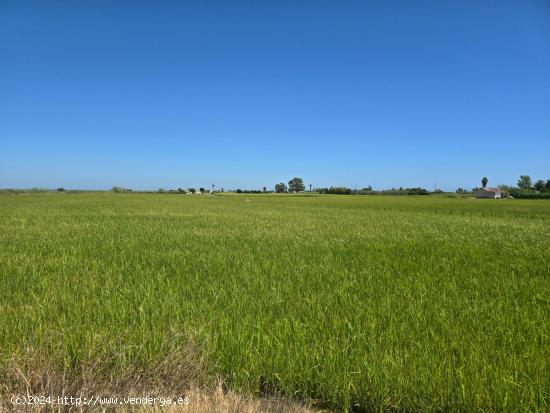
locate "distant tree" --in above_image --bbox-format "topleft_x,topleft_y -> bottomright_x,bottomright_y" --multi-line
57,187 -> 65,192
274,183 -> 287,193
236,189 -> 243,193
497,184 -> 515,198
158,188 -> 166,193
288,177 -> 305,192
177,188 -> 186,193
112,186 -> 130,193
199,187 -> 206,194
309,184 -> 312,192
517,175 -> 532,190
262,186 -> 267,193
188,188 -> 196,194
407,187 -> 430,195
327,186 -> 352,195
481,177 -> 488,188
534,179 -> 545,192
545,180 -> 550,192
456,188 -> 465,193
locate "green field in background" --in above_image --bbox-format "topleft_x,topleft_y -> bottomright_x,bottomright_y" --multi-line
0,193 -> 548,411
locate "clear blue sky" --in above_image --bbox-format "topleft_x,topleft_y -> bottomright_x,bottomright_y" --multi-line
1,0 -> 549,191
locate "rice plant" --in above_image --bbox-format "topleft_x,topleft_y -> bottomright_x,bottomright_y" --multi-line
0,193 -> 548,411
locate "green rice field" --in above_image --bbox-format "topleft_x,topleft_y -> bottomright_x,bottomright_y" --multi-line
0,193 -> 548,411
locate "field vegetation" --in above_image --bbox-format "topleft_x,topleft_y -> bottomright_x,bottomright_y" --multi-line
0,193 -> 548,411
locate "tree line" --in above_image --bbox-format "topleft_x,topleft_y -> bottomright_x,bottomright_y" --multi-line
271,178 -> 431,195
492,175 -> 550,199
3,174 -> 549,198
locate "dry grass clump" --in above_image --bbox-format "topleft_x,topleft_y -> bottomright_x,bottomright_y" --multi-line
1,342 -> 203,398
0,346 -> 313,413
149,383 -> 314,413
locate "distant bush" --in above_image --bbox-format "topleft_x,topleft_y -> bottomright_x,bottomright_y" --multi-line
57,187 -> 65,192
0,189 -> 24,194
328,187 -> 352,195
315,186 -> 429,196
356,186 -> 374,195
0,188 -> 51,194
408,187 -> 430,195
316,187 -> 352,194
512,192 -> 550,199
234,189 -> 262,194
112,186 -> 132,193
378,187 -> 430,196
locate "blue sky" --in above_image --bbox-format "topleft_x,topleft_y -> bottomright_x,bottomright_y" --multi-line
1,0 -> 549,191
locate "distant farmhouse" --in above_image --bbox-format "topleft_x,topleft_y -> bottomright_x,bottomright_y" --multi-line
476,187 -> 502,199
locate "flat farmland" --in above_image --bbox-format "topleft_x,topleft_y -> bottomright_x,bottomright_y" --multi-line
0,193 -> 548,411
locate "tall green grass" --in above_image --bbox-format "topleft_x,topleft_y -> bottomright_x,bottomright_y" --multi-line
0,193 -> 548,411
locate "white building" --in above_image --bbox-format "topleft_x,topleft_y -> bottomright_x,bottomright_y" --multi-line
476,187 -> 502,199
